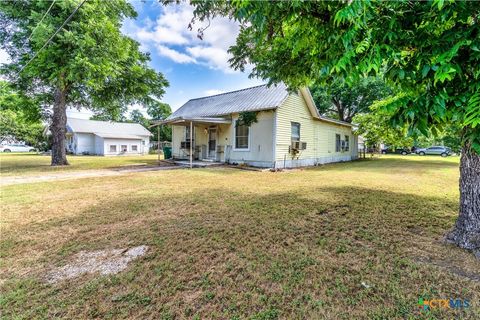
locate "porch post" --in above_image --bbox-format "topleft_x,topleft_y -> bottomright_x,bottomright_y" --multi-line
157,124 -> 161,163
190,121 -> 193,169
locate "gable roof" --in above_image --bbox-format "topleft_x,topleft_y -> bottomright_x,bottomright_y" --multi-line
167,83 -> 289,119
165,83 -> 352,127
67,118 -> 151,137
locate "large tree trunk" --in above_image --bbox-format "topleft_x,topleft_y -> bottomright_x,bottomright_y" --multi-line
50,87 -> 69,166
446,144 -> 480,258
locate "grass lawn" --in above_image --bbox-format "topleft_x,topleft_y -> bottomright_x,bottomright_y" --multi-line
0,153 -> 164,177
1,155 -> 478,319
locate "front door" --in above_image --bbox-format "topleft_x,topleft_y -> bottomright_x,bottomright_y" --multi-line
208,127 -> 217,159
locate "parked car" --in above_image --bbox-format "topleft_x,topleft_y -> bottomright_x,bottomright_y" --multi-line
381,147 -> 411,155
416,146 -> 452,157
0,144 -> 36,152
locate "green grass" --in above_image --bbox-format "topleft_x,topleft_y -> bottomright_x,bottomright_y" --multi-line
0,153 -> 163,176
1,155 -> 478,319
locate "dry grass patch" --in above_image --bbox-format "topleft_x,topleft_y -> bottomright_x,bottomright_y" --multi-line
0,155 -> 478,319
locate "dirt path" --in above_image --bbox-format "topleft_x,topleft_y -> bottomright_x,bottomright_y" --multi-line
1,165 -> 181,186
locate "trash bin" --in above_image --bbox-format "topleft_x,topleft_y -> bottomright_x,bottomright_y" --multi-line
162,146 -> 172,159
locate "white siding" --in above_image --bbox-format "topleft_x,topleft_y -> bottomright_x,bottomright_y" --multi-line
222,111 -> 275,167
94,135 -> 104,155
170,111 -> 275,167
103,138 -> 148,156
75,133 -> 96,155
169,92 -> 357,168
274,93 -> 358,168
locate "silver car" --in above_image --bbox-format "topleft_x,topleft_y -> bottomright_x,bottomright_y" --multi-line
416,146 -> 452,157
0,144 -> 36,152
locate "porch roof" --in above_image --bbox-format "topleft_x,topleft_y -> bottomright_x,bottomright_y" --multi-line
154,116 -> 232,126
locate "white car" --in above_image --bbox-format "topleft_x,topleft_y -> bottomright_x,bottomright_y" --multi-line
0,144 -> 36,152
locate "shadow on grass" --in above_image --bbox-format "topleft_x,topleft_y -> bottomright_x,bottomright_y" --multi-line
2,184 -> 478,319
310,156 -> 460,176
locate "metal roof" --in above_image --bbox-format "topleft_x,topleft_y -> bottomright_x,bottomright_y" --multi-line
159,117 -> 232,125
167,83 -> 289,119
67,118 -> 151,136
94,133 -> 145,140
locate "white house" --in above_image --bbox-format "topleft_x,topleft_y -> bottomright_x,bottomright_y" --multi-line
66,118 -> 150,156
161,83 -> 358,168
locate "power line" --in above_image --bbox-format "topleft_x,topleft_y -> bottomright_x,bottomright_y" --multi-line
17,0 -> 87,75
27,0 -> 56,42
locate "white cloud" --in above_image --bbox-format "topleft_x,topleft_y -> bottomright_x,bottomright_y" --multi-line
186,46 -> 233,73
0,49 -> 11,65
156,45 -> 196,64
123,3 -> 241,73
204,89 -> 225,96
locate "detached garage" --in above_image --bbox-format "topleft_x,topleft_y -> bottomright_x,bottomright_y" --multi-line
66,118 -> 150,156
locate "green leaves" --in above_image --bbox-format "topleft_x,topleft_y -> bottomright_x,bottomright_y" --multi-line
1,0 -> 168,119
190,0 -> 480,150
465,91 -> 480,128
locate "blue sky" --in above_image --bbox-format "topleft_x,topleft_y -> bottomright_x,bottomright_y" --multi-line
0,1 -> 264,119
118,0 -> 264,115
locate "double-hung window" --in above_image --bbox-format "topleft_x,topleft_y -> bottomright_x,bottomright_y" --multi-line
344,135 -> 350,151
235,121 -> 249,149
335,134 -> 341,152
185,126 -> 194,141
291,122 -> 301,142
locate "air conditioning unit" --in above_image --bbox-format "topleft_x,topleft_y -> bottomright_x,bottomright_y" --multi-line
291,141 -> 307,151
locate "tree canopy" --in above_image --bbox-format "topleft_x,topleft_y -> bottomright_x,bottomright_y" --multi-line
191,0 -> 479,150
190,0 -> 480,254
353,104 -> 414,150
0,81 -> 45,147
0,0 -> 169,164
311,77 -> 391,122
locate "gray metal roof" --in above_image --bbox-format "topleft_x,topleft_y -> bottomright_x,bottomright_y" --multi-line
167,83 -> 289,119
67,118 -> 151,137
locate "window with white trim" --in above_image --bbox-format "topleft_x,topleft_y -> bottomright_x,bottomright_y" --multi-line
335,134 -> 341,152
291,122 -> 300,141
131,145 -> 138,152
235,121 -> 249,149
121,145 -> 127,152
344,135 -> 350,151
109,145 -> 117,152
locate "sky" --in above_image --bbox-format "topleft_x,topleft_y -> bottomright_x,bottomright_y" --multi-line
0,1 -> 265,120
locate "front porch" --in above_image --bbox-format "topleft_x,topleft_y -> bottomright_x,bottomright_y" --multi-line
155,116 -> 232,168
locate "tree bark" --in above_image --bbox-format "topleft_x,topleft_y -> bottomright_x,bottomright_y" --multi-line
332,99 -> 344,122
50,86 -> 69,166
446,144 -> 480,258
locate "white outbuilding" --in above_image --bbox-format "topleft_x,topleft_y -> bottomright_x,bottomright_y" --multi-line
66,118 -> 150,156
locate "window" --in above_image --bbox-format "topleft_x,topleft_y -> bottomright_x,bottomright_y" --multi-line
109,145 -> 117,152
344,135 -> 350,151
185,126 -> 195,141
121,145 -> 127,152
335,134 -> 341,152
291,122 -> 301,141
235,121 -> 249,149
131,145 -> 138,152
